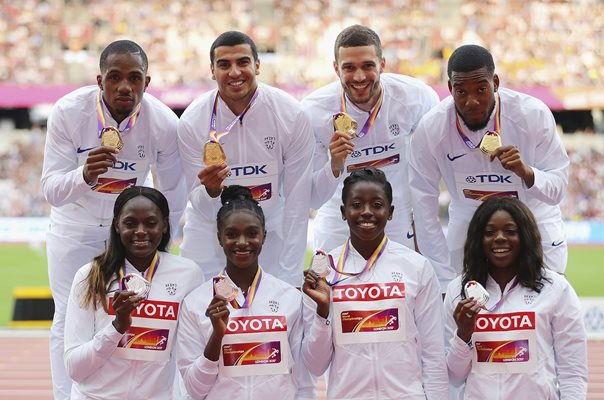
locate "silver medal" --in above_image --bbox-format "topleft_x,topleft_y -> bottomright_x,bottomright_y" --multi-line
464,280 -> 490,308
123,273 -> 151,299
309,253 -> 331,278
214,276 -> 238,302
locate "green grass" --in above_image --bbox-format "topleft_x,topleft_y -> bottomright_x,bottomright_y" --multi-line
0,244 -> 602,326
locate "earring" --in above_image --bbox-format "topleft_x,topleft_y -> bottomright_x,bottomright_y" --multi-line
342,216 -> 346,221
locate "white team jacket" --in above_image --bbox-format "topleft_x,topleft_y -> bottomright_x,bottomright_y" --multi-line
410,88 -> 569,289
302,73 -> 439,251
64,252 -> 203,400
177,84 -> 314,284
444,271 -> 587,399
176,269 -> 315,400
41,85 -> 186,232
301,239 -> 448,399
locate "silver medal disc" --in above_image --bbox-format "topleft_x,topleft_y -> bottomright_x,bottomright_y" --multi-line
214,277 -> 238,302
309,253 -> 331,278
464,280 -> 490,308
123,273 -> 151,299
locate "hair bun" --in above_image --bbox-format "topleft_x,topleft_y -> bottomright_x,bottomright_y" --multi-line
220,185 -> 254,205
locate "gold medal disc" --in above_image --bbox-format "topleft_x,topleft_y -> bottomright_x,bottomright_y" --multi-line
100,127 -> 124,151
204,141 -> 227,165
333,112 -> 359,138
479,132 -> 502,155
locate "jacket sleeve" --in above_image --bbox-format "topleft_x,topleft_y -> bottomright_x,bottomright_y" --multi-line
414,260 -> 449,399
41,101 -> 91,206
443,282 -> 472,387
176,296 -> 217,400
278,110 -> 314,285
64,268 -> 124,382
154,113 -> 187,236
409,121 -> 456,291
290,295 -> 317,400
552,278 -> 588,399
525,107 -> 569,205
300,293 -> 333,377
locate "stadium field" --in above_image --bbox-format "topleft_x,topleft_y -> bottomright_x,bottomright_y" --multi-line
0,244 -> 602,327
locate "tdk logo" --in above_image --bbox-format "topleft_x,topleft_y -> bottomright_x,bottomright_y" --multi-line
351,143 -> 396,158
230,165 -> 268,177
112,161 -> 136,171
466,174 -> 512,184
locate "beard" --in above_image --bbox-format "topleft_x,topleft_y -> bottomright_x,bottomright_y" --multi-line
456,100 -> 496,131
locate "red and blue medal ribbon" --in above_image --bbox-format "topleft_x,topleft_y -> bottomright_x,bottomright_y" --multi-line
455,93 -> 501,149
339,86 -> 384,138
96,90 -> 141,137
329,235 -> 388,285
208,89 -> 259,143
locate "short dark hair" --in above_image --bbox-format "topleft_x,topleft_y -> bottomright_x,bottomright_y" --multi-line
447,44 -> 495,79
210,31 -> 258,64
217,185 -> 265,231
342,166 -> 392,205
461,197 -> 549,299
99,40 -> 148,73
334,25 -> 382,61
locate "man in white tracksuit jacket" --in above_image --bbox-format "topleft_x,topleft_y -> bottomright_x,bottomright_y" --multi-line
41,40 -> 186,399
303,25 -> 439,252
178,31 -> 313,287
410,45 -> 569,291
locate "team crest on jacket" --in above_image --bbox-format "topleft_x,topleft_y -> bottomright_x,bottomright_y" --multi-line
264,136 -> 276,150
389,123 -> 400,137
524,294 -> 536,305
137,145 -> 145,158
269,300 -> 279,313
165,283 -> 177,296
391,271 -> 403,282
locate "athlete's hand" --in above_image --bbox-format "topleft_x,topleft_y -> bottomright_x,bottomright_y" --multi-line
83,146 -> 118,185
453,298 -> 482,343
111,290 -> 144,334
206,296 -> 230,338
198,163 -> 230,198
490,145 -> 534,188
329,131 -> 355,178
303,270 -> 331,318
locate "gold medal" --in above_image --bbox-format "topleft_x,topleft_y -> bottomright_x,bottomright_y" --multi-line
479,131 -> 502,155
333,112 -> 358,138
204,141 -> 227,165
100,127 -> 124,151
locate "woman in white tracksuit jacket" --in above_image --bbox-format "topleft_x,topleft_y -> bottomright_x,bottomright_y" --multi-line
444,197 -> 587,399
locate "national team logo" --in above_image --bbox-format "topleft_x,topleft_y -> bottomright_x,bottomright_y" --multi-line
466,176 -> 477,183
391,272 -> 403,282
269,300 -> 279,313
351,150 -> 362,158
264,136 -> 276,150
165,283 -> 177,296
523,294 -> 536,305
389,123 -> 400,137
137,145 -> 145,159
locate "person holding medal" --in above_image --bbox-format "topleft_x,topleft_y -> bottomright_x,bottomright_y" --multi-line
302,167 -> 448,399
443,196 -> 587,399
409,44 -> 570,292
302,25 -> 439,253
64,186 -> 202,399
176,185 -> 314,399
177,31 -> 314,288
41,40 -> 186,399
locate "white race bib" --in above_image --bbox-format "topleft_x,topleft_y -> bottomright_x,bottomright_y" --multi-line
454,171 -> 524,204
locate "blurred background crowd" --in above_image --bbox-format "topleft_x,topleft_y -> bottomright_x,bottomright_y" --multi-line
0,0 -> 603,222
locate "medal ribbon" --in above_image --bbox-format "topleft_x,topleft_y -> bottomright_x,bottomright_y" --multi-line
484,276 -> 519,312
228,267 -> 262,309
339,86 -> 383,138
455,93 -> 501,149
209,89 -> 259,143
329,235 -> 388,285
96,90 -> 141,137
118,252 -> 160,291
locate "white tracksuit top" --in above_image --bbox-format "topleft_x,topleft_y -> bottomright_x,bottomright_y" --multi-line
302,73 -> 439,252
41,85 -> 186,232
64,252 -> 203,399
410,88 -> 569,290
302,239 -> 448,399
443,271 -> 587,399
